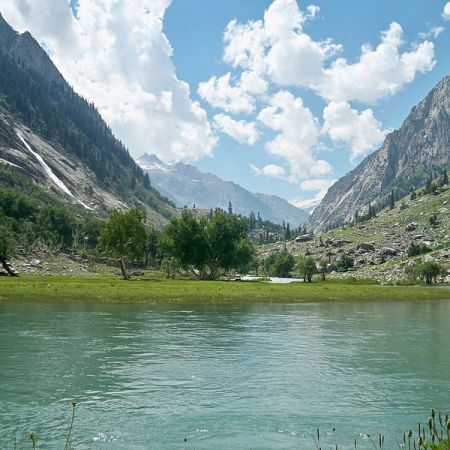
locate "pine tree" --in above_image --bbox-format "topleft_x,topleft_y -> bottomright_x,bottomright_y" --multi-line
257,212 -> 262,227
285,222 -> 291,240
389,189 -> 395,210
249,211 -> 256,230
228,201 -> 233,215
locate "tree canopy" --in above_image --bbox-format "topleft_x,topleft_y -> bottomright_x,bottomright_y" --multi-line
100,209 -> 147,279
159,210 -> 254,280
297,255 -> 316,283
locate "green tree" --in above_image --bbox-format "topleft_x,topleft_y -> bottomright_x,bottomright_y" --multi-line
317,258 -> 329,281
389,189 -> 395,209
297,255 -> 316,283
100,209 -> 147,280
144,226 -> 160,268
406,261 -> 445,285
264,252 -> 295,278
0,226 -> 17,276
159,210 -> 254,280
37,205 -> 76,249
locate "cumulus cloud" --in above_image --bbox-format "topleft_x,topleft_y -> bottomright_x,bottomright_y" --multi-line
443,2 -> 450,20
198,0 -> 437,185
213,114 -> 259,145
219,1 -> 435,105
319,22 -> 435,103
0,0 -> 217,161
197,72 -> 266,114
250,164 -> 285,178
322,101 -> 387,161
258,91 -> 332,180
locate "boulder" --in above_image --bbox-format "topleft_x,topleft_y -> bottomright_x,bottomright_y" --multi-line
30,259 -> 41,267
382,247 -> 398,257
326,263 -> 338,273
357,243 -> 375,252
295,234 -> 313,243
405,222 -> 417,232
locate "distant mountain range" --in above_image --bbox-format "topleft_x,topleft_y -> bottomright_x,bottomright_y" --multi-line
311,75 -> 450,229
137,154 -> 309,227
0,13 -> 175,224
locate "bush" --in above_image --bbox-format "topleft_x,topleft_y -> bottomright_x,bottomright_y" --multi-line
407,242 -> 431,257
161,257 -> 181,279
264,252 -> 295,278
336,254 -> 354,272
406,261 -> 445,284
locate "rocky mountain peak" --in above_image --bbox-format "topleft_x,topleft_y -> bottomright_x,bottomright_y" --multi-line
310,74 -> 450,230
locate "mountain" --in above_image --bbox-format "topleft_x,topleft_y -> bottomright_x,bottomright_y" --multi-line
0,13 -> 174,224
260,175 -> 450,283
311,75 -> 450,230
137,154 -> 309,226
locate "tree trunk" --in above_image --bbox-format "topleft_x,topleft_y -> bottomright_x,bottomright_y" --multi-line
119,259 -> 130,280
1,259 -> 18,277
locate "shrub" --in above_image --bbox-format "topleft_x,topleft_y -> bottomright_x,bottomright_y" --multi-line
406,261 -> 445,284
336,254 -> 354,272
264,252 -> 295,278
407,242 -> 431,257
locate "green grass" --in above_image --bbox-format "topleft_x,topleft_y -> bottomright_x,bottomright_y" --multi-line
0,276 -> 449,304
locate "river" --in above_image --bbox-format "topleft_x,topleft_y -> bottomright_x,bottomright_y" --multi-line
1,299 -> 449,449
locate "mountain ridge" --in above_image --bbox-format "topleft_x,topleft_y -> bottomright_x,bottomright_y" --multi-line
137,153 -> 309,226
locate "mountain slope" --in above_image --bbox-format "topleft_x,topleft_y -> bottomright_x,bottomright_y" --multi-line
311,75 -> 450,230
260,180 -> 450,283
137,153 -> 309,226
0,13 -> 175,223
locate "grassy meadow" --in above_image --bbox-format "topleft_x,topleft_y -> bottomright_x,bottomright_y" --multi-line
0,275 -> 449,304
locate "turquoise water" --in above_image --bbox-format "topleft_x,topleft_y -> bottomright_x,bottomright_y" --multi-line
0,299 -> 450,449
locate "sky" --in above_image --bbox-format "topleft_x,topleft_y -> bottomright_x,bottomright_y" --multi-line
1,1 -> 450,208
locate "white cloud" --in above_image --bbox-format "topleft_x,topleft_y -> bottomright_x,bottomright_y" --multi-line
250,164 -> 285,178
219,1 -> 435,105
0,0 -> 217,162
290,178 -> 336,211
443,2 -> 450,20
418,26 -> 445,39
322,101 -> 387,161
300,178 -> 335,192
258,91 -> 332,180
213,114 -> 259,145
319,22 -> 435,103
198,72 -> 264,114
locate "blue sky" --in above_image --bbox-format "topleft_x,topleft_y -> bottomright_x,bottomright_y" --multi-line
163,0 -> 450,204
3,0 -> 450,207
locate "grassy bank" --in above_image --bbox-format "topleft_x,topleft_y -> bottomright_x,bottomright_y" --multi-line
0,276 -> 449,303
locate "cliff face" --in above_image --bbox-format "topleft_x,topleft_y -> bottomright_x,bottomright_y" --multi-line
311,76 -> 450,230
